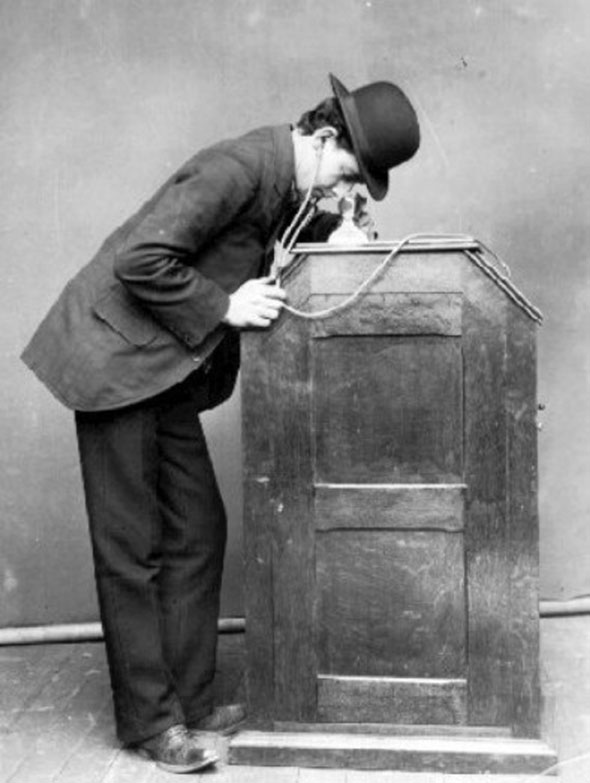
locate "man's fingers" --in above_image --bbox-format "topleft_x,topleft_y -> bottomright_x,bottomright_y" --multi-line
260,295 -> 284,309
259,306 -> 281,320
250,314 -> 273,328
222,278 -> 287,328
260,286 -> 287,301
251,296 -> 284,314
250,301 -> 283,326
268,288 -> 287,301
250,279 -> 287,300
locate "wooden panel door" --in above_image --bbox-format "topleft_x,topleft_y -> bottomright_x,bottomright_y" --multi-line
310,294 -> 466,725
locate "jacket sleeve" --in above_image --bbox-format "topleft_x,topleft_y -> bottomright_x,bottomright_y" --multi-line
113,149 -> 258,349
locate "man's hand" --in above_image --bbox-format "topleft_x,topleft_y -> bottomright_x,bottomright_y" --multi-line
221,277 -> 287,328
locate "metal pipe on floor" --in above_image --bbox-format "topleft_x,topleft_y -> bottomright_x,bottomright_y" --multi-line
0,617 -> 245,646
540,597 -> 590,618
1,600 -> 590,646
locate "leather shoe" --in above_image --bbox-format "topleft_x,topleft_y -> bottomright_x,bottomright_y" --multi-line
188,703 -> 246,736
136,724 -> 218,773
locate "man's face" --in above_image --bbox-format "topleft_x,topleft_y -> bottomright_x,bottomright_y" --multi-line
296,130 -> 363,199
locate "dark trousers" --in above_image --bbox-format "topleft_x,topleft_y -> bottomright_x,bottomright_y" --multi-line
75,371 -> 227,745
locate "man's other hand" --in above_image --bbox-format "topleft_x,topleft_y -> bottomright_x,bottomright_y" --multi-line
222,277 -> 286,328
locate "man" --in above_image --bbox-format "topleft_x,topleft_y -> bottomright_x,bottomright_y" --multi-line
21,74 -> 419,773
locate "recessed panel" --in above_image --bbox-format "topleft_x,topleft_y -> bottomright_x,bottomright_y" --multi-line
311,293 -> 462,338
317,675 -> 467,725
313,336 -> 463,483
316,530 -> 466,679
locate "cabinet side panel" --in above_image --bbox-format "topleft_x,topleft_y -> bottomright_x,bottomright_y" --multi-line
242,309 -> 316,723
241,331 -> 277,725
268,314 -> 317,721
462,267 -> 511,727
506,306 -> 541,737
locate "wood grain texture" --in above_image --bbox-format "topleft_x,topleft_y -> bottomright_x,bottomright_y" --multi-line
0,644 -> 114,783
216,768 -> 300,783
241,248 -> 543,746
317,675 -> 467,725
281,252 -> 312,310
316,530 -> 466,679
241,305 -> 317,723
241,477 -> 275,725
269,312 -> 316,722
314,484 -> 466,532
505,304 -> 541,737
229,730 -> 556,774
313,336 -> 463,484
306,251 -> 464,296
273,721 -> 512,737
0,628 -> 573,781
461,263 -> 512,728
0,644 -> 56,724
241,330 -> 279,725
310,293 -> 462,338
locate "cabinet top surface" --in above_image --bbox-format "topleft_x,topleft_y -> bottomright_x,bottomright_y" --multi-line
289,237 -> 542,324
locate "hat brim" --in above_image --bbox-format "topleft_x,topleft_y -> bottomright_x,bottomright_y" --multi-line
330,73 -> 388,201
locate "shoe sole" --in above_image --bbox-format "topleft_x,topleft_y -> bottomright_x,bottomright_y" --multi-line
137,748 -> 219,773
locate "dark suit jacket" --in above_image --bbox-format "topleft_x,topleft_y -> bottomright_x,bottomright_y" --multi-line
21,125 -> 296,411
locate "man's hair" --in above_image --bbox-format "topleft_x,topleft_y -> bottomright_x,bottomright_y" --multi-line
296,97 -> 353,152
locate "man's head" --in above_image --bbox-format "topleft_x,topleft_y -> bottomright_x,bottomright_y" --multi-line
293,74 -> 420,201
293,96 -> 363,200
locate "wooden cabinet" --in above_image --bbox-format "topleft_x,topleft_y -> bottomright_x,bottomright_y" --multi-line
230,239 -> 557,774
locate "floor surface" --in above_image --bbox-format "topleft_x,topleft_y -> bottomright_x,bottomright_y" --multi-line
1,616 -> 589,782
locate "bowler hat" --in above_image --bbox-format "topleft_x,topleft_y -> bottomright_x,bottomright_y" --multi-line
330,73 -> 420,201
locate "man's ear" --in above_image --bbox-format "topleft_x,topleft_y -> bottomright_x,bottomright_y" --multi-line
312,126 -> 338,148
